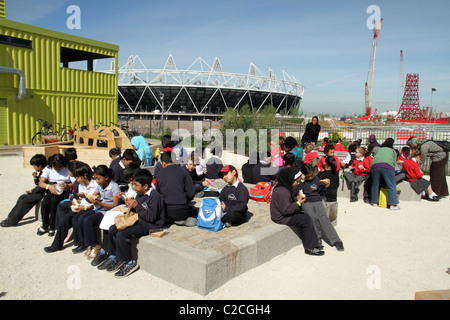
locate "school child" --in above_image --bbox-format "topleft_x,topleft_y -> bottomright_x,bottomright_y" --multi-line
44,162 -> 98,253
218,165 -> 249,227
270,167 -> 324,256
283,136 -> 304,163
131,135 -> 153,167
317,144 -> 341,172
271,139 -> 284,167
252,151 -> 277,183
156,151 -> 197,226
317,156 -> 340,204
402,150 -> 439,201
92,163 -> 141,267
396,146 -> 410,171
241,151 -> 259,184
194,146 -> 207,179
183,152 -> 211,195
206,146 -> 224,180
343,147 -> 371,202
98,169 -> 165,278
1,154 -> 48,227
334,138 -> 347,152
303,143 -> 319,166
318,137 -> 331,152
64,147 -> 78,162
76,165 -> 120,259
110,148 -> 140,191
294,164 -> 344,251
341,143 -> 357,169
37,153 -> 75,236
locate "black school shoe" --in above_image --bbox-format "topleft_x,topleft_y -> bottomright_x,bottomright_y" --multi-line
304,248 -> 325,256
114,260 -> 139,278
0,218 -> 16,227
72,245 -> 88,254
334,241 -> 345,251
44,245 -> 61,253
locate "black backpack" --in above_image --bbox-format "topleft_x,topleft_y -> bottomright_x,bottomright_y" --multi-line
426,140 -> 450,153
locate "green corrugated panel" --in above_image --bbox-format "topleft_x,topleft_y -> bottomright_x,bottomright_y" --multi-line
0,17 -> 119,145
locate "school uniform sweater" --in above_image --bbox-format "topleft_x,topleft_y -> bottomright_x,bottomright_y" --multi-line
303,151 -> 319,164
134,189 -> 165,230
351,157 -> 370,175
156,164 -> 195,205
317,170 -> 339,202
219,180 -> 249,213
110,158 -> 128,186
293,176 -> 327,203
206,156 -> 224,179
317,155 -> 341,172
402,159 -> 423,181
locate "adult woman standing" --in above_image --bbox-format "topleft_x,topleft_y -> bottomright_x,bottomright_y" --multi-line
301,116 -> 321,147
370,139 -> 400,210
407,137 -> 449,197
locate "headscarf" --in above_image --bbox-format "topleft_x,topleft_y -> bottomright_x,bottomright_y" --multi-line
369,134 -> 377,143
275,167 -> 300,192
131,136 -> 153,166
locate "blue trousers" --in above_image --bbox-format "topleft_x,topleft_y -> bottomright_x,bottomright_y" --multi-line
371,167 -> 398,206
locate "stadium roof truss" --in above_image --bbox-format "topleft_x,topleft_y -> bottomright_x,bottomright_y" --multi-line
117,55 -> 305,115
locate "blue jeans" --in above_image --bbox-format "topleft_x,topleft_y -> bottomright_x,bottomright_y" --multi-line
371,167 -> 398,206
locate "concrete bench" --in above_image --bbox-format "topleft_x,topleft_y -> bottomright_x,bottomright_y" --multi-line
337,177 -> 422,202
136,179 -> 338,295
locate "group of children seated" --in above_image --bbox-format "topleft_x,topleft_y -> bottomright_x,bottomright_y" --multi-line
4,133 -> 438,277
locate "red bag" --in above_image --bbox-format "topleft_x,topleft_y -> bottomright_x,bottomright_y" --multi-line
249,182 -> 272,203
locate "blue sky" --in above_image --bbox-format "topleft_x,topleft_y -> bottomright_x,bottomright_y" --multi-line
5,0 -> 450,116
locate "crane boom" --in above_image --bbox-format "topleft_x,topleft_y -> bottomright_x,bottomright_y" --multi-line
365,18 -> 383,119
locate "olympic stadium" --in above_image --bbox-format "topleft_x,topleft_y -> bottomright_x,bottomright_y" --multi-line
117,55 -> 305,120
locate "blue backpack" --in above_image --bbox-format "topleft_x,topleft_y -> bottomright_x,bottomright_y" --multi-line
197,197 -> 223,232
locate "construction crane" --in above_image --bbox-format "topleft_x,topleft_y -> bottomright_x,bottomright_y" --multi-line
364,18 -> 383,120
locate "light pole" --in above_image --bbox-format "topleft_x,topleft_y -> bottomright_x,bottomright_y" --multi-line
159,92 -> 164,134
431,88 -> 436,118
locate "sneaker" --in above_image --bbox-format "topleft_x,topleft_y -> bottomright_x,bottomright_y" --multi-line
97,257 -> 115,271
114,260 -> 139,278
370,203 -> 379,208
305,248 -> 325,256
389,205 -> 400,211
37,226 -> 48,236
174,217 -> 197,227
334,241 -> 345,251
106,259 -> 125,273
91,251 -> 108,267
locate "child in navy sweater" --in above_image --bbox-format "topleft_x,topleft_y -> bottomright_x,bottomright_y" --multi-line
100,169 -> 165,278
1,154 -> 48,227
294,163 -> 344,251
156,151 -> 197,226
218,165 -> 249,227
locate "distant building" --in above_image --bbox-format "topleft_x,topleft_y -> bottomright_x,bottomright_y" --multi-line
0,0 -> 119,145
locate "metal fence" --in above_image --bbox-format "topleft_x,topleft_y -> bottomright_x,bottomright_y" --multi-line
266,125 -> 450,175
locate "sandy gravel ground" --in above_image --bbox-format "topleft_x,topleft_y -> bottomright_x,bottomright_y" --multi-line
0,153 -> 449,301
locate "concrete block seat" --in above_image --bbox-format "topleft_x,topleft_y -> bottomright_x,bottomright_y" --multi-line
136,178 -> 338,295
337,176 -> 422,202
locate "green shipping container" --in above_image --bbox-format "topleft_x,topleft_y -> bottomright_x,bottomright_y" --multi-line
0,7 -> 119,145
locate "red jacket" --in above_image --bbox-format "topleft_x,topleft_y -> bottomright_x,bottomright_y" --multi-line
317,155 -> 341,172
334,143 -> 347,152
351,157 -> 370,175
402,159 -> 423,181
304,151 -> 319,164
